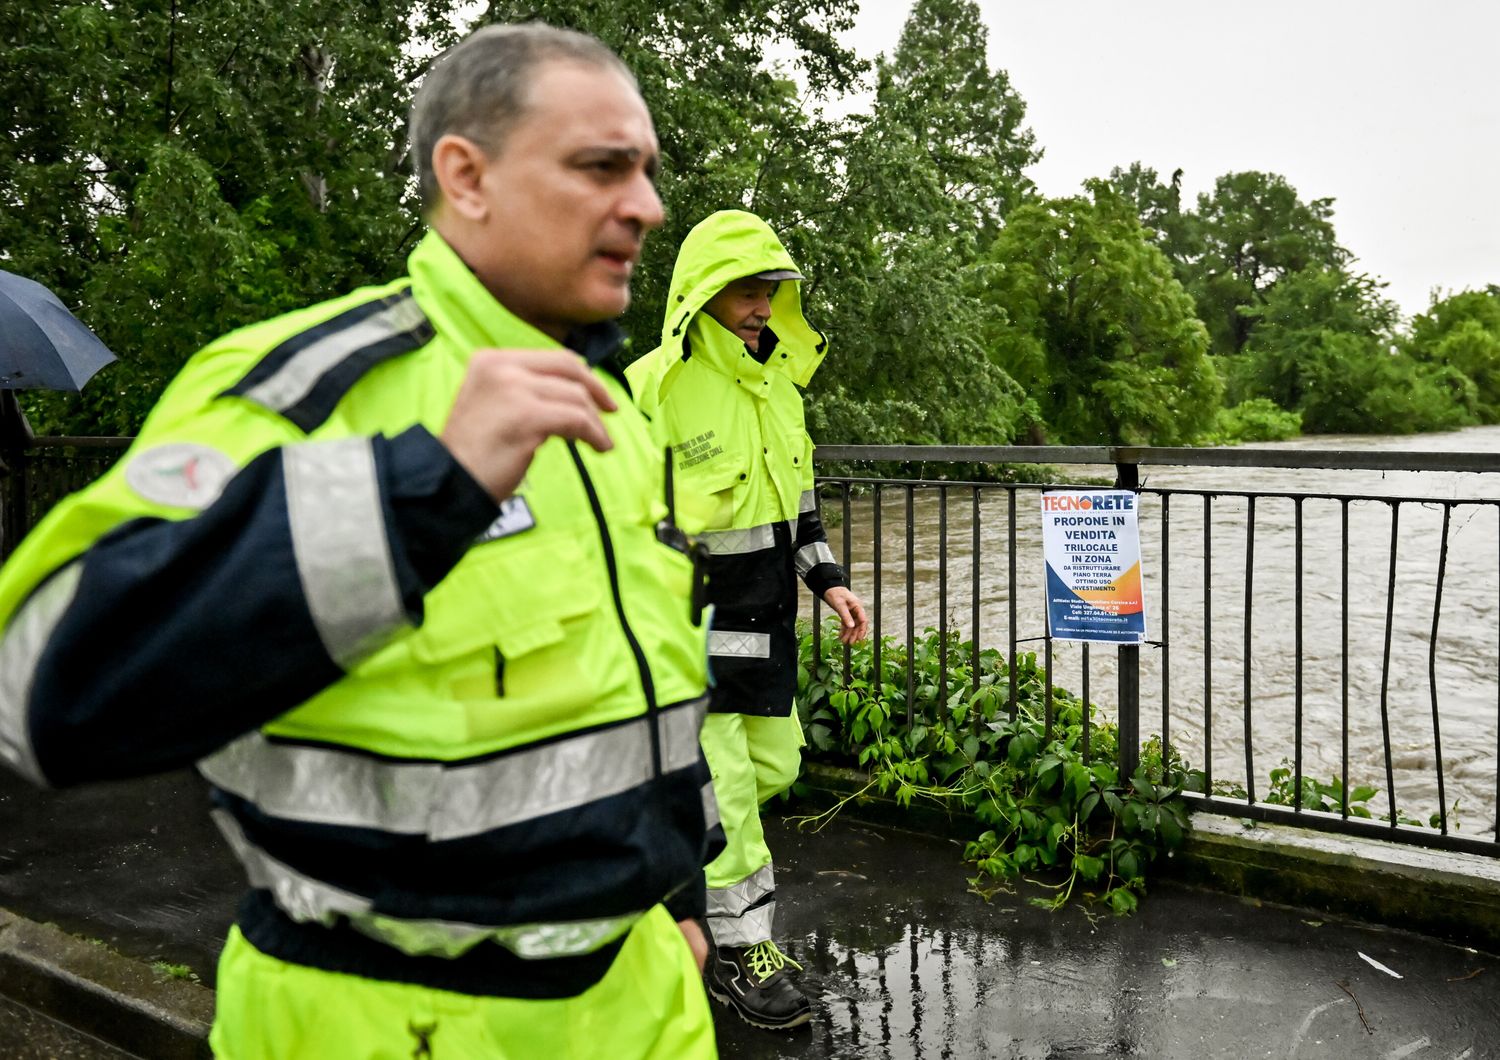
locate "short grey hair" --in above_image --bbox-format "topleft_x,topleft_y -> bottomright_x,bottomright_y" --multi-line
409,23 -> 637,211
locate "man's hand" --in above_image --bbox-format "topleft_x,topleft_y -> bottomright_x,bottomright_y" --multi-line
823,586 -> 869,644
677,917 -> 709,972
440,348 -> 618,502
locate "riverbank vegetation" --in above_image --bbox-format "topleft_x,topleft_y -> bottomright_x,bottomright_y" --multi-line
794,621 -> 1191,915
5,0 -> 1497,443
794,621 -> 1460,912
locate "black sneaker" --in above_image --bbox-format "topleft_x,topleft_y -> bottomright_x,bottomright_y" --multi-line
705,940 -> 812,1030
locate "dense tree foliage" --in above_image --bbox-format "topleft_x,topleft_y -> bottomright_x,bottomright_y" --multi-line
1,0 -> 1493,445
982,185 -> 1219,445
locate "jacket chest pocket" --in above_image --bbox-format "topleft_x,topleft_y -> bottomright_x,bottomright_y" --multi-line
676,444 -> 745,531
410,532 -> 601,668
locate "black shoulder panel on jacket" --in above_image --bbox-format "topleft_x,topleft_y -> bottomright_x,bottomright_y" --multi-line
221,289 -> 436,433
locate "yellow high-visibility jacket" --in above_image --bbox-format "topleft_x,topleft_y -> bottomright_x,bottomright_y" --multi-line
627,210 -> 846,716
0,231 -> 717,998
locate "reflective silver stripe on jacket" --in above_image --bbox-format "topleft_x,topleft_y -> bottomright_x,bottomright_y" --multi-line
211,810 -> 642,959
0,563 -> 84,786
706,630 -> 772,659
242,295 -> 429,414
799,490 -> 817,514
794,541 -> 836,578
701,780 -> 721,832
697,523 -> 776,555
284,438 -> 407,669
706,862 -> 776,947
198,695 -> 711,842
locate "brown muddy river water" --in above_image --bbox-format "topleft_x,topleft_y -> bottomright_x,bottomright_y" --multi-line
805,425 -> 1500,834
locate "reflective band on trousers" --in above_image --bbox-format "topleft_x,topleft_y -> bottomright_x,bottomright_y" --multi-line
706,863 -> 776,947
794,541 -> 836,577
706,863 -> 774,918
284,438 -> 408,670
707,902 -> 775,948
0,562 -> 84,786
211,810 -> 643,960
198,695 -> 710,842
242,294 -> 429,415
706,630 -> 772,659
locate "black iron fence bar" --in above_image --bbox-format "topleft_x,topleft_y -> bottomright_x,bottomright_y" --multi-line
1183,792 -> 1500,859
970,486 -> 981,700
816,444 -> 1500,475
938,485 -> 948,723
1081,643 -> 1091,764
1161,493 -> 1170,767
1430,504 -> 1451,835
1294,498 -> 1304,812
1380,504 -> 1400,827
1007,487 -> 1018,723
872,484 -> 882,702
1350,500 -> 1362,821
1203,495 -> 1214,795
1044,635 -> 1054,742
841,483 -> 852,686
1114,461 -> 1141,783
1243,496 -> 1257,804
905,485 -> 915,727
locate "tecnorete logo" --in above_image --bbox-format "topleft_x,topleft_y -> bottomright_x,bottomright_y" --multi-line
1040,493 -> 1135,512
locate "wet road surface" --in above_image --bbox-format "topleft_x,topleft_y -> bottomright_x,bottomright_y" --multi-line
0,996 -> 137,1059
715,814 -> 1497,1059
2,769 -> 1495,1058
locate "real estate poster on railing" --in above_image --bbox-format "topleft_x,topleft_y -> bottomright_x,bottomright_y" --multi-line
1041,490 -> 1147,644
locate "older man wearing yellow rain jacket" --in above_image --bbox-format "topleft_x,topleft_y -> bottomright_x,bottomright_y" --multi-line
628,210 -> 868,1031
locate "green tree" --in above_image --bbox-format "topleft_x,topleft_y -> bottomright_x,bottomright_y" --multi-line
1406,287 -> 1500,420
1103,162 -> 1197,275
1236,267 -> 1475,433
3,0 -> 463,433
873,0 -> 1037,242
981,184 -> 1221,445
1189,171 -> 1347,357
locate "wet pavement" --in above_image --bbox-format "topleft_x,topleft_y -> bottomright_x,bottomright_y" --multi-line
2,768 -> 1497,1058
0,996 -> 135,1059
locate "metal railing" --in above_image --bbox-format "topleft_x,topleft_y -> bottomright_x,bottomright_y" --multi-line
809,445 -> 1500,859
8,437 -> 1500,859
0,436 -> 130,563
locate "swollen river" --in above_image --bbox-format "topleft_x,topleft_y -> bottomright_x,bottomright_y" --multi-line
811,425 -> 1500,833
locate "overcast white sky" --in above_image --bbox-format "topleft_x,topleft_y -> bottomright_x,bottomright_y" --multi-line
832,0 -> 1500,319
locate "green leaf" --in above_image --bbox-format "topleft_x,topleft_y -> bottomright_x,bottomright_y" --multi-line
1073,854 -> 1105,881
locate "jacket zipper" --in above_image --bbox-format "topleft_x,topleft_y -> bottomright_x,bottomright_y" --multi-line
565,442 -> 663,777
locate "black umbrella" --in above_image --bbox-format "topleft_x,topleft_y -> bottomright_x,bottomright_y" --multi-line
0,269 -> 116,391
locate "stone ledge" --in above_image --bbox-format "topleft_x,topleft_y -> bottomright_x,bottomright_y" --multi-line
798,761 -> 1500,954
1168,814 -> 1500,954
0,908 -> 212,1059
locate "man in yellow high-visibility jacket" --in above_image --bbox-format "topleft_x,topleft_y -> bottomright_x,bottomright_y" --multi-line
628,210 -> 869,1030
0,24 -> 723,1059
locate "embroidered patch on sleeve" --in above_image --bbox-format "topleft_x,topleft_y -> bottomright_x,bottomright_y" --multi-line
123,442 -> 237,510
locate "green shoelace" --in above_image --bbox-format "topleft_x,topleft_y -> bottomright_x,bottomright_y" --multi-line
744,940 -> 803,983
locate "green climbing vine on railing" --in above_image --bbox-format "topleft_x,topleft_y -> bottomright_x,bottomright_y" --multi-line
793,621 -> 1190,916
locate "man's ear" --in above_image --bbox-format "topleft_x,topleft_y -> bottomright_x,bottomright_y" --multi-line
430,134 -> 491,221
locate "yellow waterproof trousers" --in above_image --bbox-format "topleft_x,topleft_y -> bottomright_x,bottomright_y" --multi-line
700,711 -> 804,948
210,905 -> 716,1059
